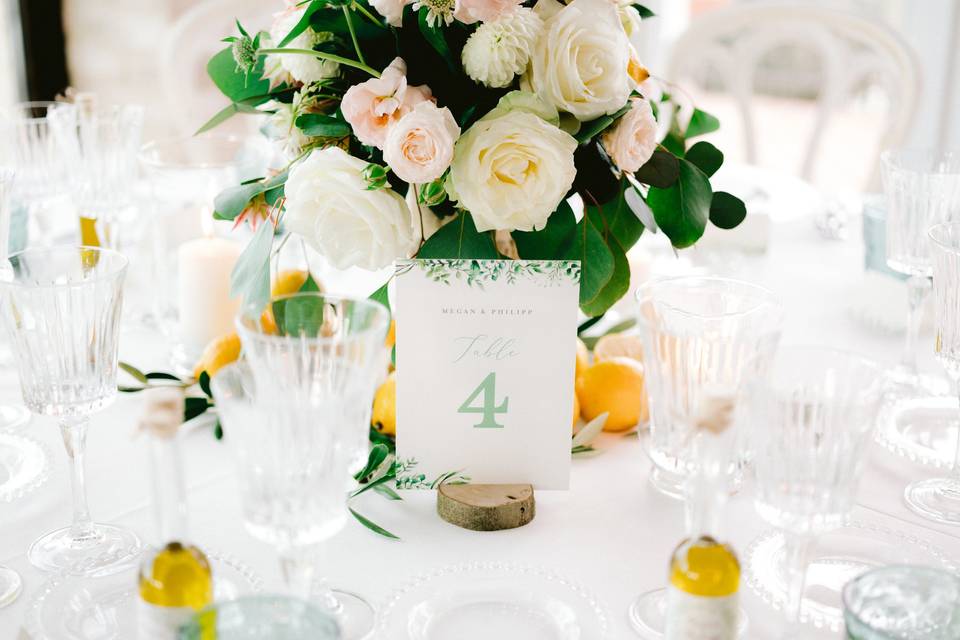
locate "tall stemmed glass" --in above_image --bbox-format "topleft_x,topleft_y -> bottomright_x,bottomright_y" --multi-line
744,347 -> 884,636
904,222 -> 960,523
216,292 -> 389,640
0,246 -> 142,573
0,171 -> 32,431
628,276 -> 783,637
881,150 -> 960,393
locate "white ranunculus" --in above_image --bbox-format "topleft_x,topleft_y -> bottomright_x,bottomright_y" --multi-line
262,94 -> 312,160
285,147 -> 419,270
270,9 -> 339,85
447,96 -> 577,232
522,0 -> 631,121
461,8 -> 543,89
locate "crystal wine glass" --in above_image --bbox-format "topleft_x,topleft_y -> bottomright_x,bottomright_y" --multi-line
629,276 -> 783,637
903,222 -> 960,524
215,292 -> 389,640
744,347 -> 885,636
179,595 -> 340,639
0,246 -> 141,573
881,149 -> 960,394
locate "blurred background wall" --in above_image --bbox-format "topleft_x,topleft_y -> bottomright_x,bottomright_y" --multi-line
1,0 -> 958,192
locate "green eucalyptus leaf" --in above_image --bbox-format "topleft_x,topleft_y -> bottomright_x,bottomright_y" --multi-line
184,397 -> 213,422
634,149 -> 679,188
512,201 -> 577,259
349,507 -> 400,540
418,213 -> 498,259
355,443 -> 391,481
574,104 -> 631,144
584,181 -> 645,252
686,108 -> 720,139
685,141 -> 723,177
195,102 -> 262,135
271,294 -> 325,337
633,3 -> 655,18
580,235 -> 629,317
230,219 -> 274,311
299,273 -> 322,292
562,216 -> 614,314
278,0 -> 330,46
119,362 -> 148,385
709,191 -> 748,229
214,182 -> 266,220
647,159 -> 712,249
295,113 -> 351,137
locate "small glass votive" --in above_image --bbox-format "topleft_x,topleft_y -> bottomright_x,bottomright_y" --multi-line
178,595 -> 341,639
843,565 -> 960,639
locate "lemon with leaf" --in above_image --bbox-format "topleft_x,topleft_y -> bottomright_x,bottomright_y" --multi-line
372,372 -> 397,436
576,357 -> 648,432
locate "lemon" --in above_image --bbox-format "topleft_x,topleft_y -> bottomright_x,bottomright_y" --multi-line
593,332 -> 644,363
372,372 -> 397,436
572,389 -> 580,430
193,332 -> 241,380
385,319 -> 396,349
575,337 -> 590,378
576,357 -> 649,432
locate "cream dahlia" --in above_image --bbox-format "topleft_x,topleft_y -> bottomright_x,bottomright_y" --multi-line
462,8 -> 543,89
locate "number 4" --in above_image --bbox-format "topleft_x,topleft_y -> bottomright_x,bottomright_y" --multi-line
458,372 -> 509,429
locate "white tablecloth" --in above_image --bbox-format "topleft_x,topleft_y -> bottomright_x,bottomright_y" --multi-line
2,215 -> 959,639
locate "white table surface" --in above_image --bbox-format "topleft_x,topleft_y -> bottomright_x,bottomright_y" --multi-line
2,214 -> 960,639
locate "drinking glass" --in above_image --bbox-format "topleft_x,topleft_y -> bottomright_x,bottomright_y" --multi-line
628,276 -> 783,637
843,565 -> 960,639
214,293 -> 388,640
0,246 -> 141,573
745,347 -> 885,636
881,149 -> 960,392
903,222 -> 960,523
0,170 -> 32,430
3,101 -> 78,246
179,596 -> 340,639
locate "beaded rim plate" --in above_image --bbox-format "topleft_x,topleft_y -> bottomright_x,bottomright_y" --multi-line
875,395 -> 959,469
25,550 -> 263,640
744,520 -> 957,633
0,432 -> 51,503
376,562 -> 610,640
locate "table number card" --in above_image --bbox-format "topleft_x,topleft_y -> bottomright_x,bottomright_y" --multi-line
395,259 -> 580,490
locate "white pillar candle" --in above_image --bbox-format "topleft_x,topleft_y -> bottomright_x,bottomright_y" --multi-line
177,236 -> 242,355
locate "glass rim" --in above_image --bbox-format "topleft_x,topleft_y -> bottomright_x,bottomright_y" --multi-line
880,148 -> 960,175
764,344 -> 883,378
236,291 -> 391,344
139,133 -> 267,170
0,245 -> 129,289
928,221 -> 960,251
841,564 -> 960,631
2,100 -> 73,123
634,275 -> 782,322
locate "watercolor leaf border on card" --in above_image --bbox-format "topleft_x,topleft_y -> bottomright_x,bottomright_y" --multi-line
395,259 -> 581,289
395,457 -> 471,490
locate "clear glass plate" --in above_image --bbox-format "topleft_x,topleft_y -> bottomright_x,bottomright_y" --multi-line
876,396 -> 959,468
0,431 -> 50,503
744,521 -> 957,633
25,550 -> 263,640
377,562 -> 610,640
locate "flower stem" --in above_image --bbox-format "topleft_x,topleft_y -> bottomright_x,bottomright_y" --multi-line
342,6 -> 366,66
258,48 -> 380,78
353,2 -> 386,28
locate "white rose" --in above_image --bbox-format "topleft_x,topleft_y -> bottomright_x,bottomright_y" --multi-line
601,97 -> 657,173
447,94 -> 576,232
285,147 -> 419,270
383,102 -> 460,184
462,7 -> 543,89
522,0 -> 631,121
270,9 -> 339,84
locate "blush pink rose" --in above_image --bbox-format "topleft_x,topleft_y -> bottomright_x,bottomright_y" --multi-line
341,58 -> 433,149
454,0 -> 524,24
384,102 -> 461,183
601,97 -> 658,173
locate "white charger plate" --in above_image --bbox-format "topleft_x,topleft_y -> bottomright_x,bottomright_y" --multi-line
377,562 -> 610,640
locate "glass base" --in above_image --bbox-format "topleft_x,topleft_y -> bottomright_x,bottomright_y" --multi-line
649,468 -> 685,500
316,589 -> 375,640
904,478 -> 960,524
0,404 -> 31,431
884,367 -> 951,398
28,523 -> 142,575
628,588 -> 748,638
876,395 -> 959,468
0,566 -> 22,608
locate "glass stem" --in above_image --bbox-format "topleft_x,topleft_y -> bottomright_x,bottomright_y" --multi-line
782,533 -> 813,627
60,416 -> 96,542
277,545 -> 325,606
901,275 -> 931,374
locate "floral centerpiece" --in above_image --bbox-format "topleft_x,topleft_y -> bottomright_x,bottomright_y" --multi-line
203,0 -> 746,316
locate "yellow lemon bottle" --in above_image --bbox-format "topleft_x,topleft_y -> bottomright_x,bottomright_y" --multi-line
137,387 -> 213,637
664,388 -> 740,640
